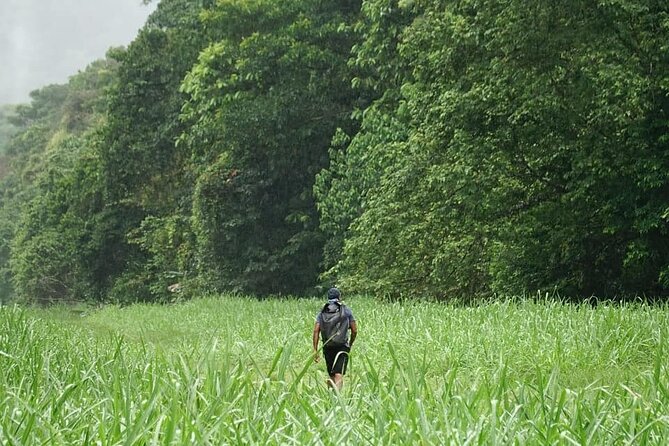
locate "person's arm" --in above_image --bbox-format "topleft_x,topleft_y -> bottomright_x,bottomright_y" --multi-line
312,322 -> 321,362
349,320 -> 357,347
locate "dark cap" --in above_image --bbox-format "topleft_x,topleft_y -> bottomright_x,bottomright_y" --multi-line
327,287 -> 341,300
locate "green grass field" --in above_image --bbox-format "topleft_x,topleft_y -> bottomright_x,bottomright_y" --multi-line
1,295 -> 669,444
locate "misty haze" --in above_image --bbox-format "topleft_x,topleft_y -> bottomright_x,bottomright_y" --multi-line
0,0 -> 155,105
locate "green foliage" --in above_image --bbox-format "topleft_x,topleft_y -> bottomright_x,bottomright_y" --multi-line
314,106 -> 410,285
3,297 -> 669,443
9,135 -> 110,303
312,0 -> 416,286
2,0 -> 669,303
182,0 -> 361,295
126,215 -> 195,301
1,59 -> 120,303
0,105 -> 19,157
318,0 -> 669,300
94,0 -> 216,302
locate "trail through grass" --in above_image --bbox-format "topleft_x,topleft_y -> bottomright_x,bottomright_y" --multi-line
1,296 -> 669,444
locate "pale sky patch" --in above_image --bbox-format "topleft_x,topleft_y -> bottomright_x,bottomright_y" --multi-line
0,0 -> 156,105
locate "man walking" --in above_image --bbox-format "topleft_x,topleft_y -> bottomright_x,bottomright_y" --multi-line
312,287 -> 357,390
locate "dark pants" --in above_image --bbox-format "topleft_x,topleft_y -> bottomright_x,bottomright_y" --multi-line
323,345 -> 350,377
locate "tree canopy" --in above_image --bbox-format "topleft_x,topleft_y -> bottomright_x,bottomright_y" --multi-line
1,0 -> 668,303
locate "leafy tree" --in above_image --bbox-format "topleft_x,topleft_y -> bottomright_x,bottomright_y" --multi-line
95,0 -> 216,301
314,0 -> 416,282
5,0 -> 667,304
182,0 -> 362,295
319,0 -> 669,300
0,104 -> 19,156
1,58 -> 119,303
10,138 -> 106,302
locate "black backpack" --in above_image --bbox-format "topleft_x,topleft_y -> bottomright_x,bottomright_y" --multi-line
320,301 -> 348,347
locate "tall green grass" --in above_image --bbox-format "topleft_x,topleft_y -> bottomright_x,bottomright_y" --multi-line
1,296 -> 669,444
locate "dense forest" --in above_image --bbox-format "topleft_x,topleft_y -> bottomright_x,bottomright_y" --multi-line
1,0 -> 668,304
